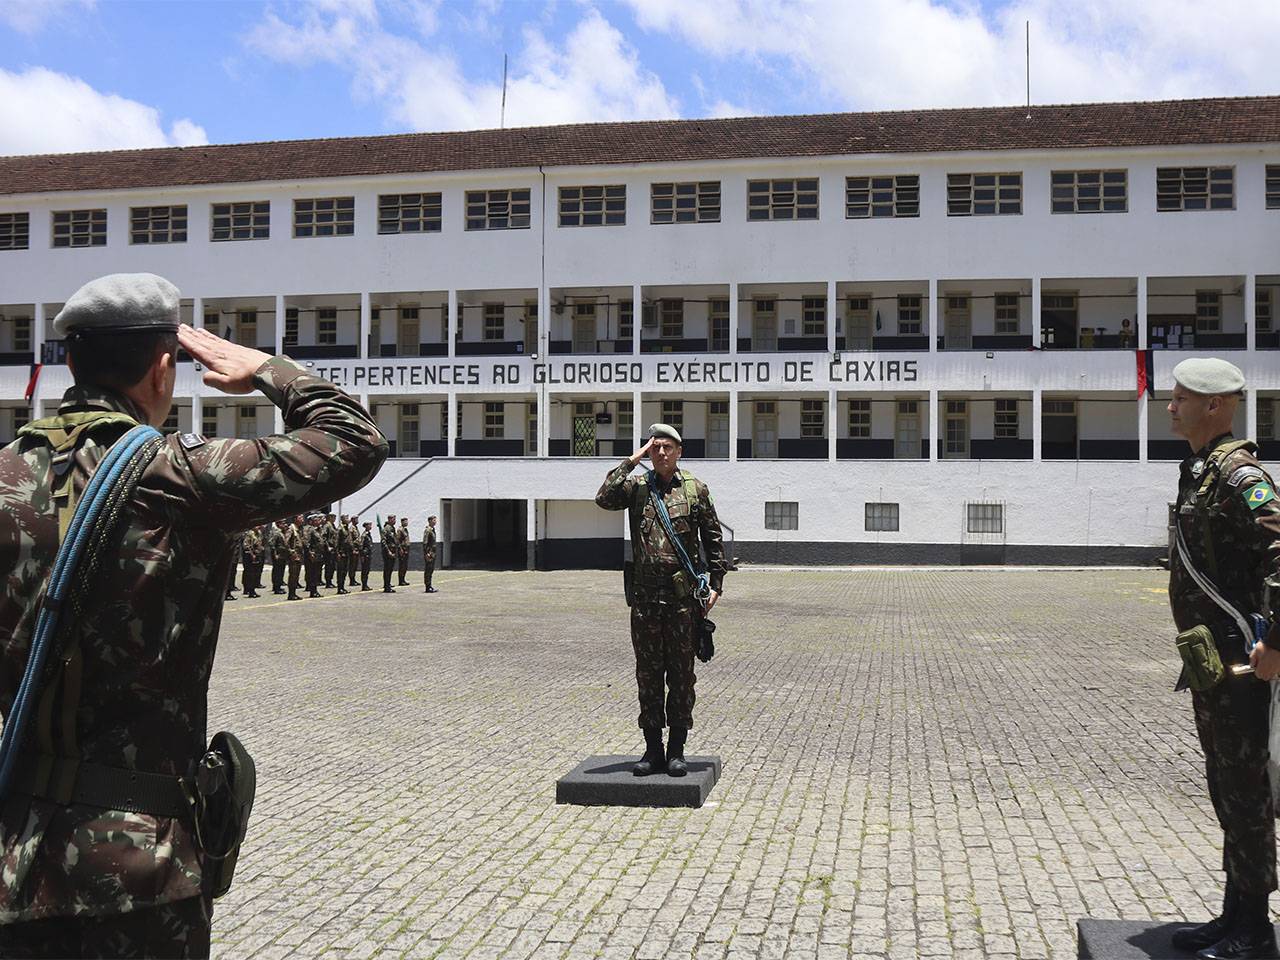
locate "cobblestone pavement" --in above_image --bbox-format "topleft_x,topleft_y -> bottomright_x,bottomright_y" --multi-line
209,567 -> 1240,960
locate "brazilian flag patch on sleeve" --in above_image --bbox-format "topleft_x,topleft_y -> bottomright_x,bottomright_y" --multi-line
1243,482 -> 1277,510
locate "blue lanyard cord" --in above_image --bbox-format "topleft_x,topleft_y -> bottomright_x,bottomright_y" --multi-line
645,470 -> 711,604
0,425 -> 161,799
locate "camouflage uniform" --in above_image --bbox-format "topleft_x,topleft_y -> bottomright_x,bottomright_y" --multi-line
1170,433 -> 1280,898
240,528 -> 264,598
596,461 -> 726,729
285,522 -> 304,600
346,520 -> 360,587
359,527 -> 374,590
381,520 -> 398,592
0,359 -> 386,946
423,524 -> 437,591
397,521 -> 411,585
322,518 -> 338,587
269,523 -> 288,594
303,522 -> 324,597
225,534 -> 242,600
334,521 -> 351,595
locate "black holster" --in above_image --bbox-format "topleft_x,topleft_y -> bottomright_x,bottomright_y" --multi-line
194,731 -> 256,899
697,616 -> 716,663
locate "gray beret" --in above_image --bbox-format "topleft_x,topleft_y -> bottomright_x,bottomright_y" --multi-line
648,422 -> 682,444
53,272 -> 181,337
1172,357 -> 1246,396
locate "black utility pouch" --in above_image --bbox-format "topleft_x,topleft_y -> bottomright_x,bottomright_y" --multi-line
697,617 -> 716,663
623,561 -> 635,607
195,731 -> 257,899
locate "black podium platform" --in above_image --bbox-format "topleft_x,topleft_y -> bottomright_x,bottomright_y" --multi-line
555,755 -> 721,808
1077,918 -> 1280,958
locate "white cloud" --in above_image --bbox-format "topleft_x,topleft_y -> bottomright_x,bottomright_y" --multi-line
620,0 -> 1280,110
0,67 -> 208,156
0,0 -> 94,34
245,2 -> 679,130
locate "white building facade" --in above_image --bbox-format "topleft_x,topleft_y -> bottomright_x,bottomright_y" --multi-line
1,98 -> 1277,568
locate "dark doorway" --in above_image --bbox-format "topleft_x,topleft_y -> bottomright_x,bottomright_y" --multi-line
446,499 -> 528,569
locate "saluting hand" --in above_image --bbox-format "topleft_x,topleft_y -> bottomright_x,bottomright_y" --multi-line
628,438 -> 654,467
178,324 -> 273,395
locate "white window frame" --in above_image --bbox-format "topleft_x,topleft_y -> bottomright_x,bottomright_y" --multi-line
12,317 -> 31,353
293,197 -> 355,238
1195,290 -> 1221,333
483,303 -> 506,341
865,502 -> 900,532
1268,166 -> 1280,211
377,192 -> 442,234
465,188 -> 531,230
897,295 -> 922,335
484,402 -> 505,439
994,398 -> 1019,439
947,173 -> 1022,216
398,403 -> 420,457
660,299 -> 683,339
801,296 -> 826,337
967,502 -> 1004,534
211,200 -> 269,242
317,307 -> 338,345
130,204 -> 188,244
1157,166 -> 1235,212
845,175 -> 920,218
994,293 -> 1021,335
847,399 -> 871,438
52,208 -> 107,248
1050,170 -> 1127,214
747,178 -> 819,221
651,181 -> 721,224
0,212 -> 30,251
559,185 -> 626,227
800,398 -> 825,438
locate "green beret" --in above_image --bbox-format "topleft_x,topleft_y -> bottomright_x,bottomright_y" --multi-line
53,273 -> 181,338
648,423 -> 682,444
1172,357 -> 1245,396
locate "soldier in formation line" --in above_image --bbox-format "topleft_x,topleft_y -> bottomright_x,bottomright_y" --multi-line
381,514 -> 398,593
423,515 -> 438,593
397,516 -> 411,586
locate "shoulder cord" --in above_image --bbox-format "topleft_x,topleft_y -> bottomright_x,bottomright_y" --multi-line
644,470 -> 711,604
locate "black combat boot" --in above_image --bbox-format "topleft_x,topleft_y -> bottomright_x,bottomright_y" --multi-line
1198,894 -> 1279,960
666,727 -> 688,777
632,727 -> 666,777
1175,883 -> 1238,952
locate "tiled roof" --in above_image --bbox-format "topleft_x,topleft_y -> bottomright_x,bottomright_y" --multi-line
1,96 -> 1277,197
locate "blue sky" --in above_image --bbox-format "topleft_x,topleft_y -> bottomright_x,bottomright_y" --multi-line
1,0 -> 1277,155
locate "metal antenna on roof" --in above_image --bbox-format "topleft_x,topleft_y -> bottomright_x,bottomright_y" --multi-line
500,53 -> 509,129
1025,21 -> 1032,120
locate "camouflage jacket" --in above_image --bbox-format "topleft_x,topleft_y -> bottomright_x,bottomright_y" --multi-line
596,460 -> 727,596
1169,433 -> 1280,664
322,521 -> 337,553
285,524 -> 304,562
424,526 -> 437,562
302,524 -> 325,562
0,356 -> 387,923
335,522 -> 352,556
397,525 -> 411,557
381,522 -> 397,559
359,530 -> 373,560
241,528 -> 263,563
268,525 -> 287,561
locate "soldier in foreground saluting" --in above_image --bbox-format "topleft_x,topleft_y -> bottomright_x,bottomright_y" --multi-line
596,424 -> 726,777
0,274 -> 387,957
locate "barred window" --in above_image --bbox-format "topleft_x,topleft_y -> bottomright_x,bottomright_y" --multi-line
483,303 -> 505,341
294,197 -> 354,237
284,307 -> 298,347
660,299 -> 683,339
211,200 -> 269,241
0,212 -> 30,251
617,399 -> 633,436
764,501 -> 799,530
378,193 -> 441,234
1268,166 -> 1280,210
897,295 -> 922,335
619,299 -> 633,340
1259,398 -> 1274,442
661,400 -> 683,434
130,205 -> 187,244
800,399 -> 825,438
947,173 -> 1022,216
967,502 -> 1003,534
1157,167 -> 1234,211
1050,170 -> 1127,214
651,181 -> 720,223
465,188 -> 530,230
845,175 -> 919,218
865,502 -> 899,532
802,296 -> 826,336
317,307 -> 338,345
52,209 -> 107,247
995,398 -> 1019,439
989,293 -> 1020,334
202,404 -> 218,438
559,185 -> 625,227
848,399 -> 871,438
747,178 -> 819,221
484,402 -> 504,439
1258,287 -> 1273,333
1196,291 -> 1221,333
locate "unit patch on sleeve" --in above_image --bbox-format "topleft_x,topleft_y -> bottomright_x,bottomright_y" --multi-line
179,432 -> 207,450
1243,482 -> 1276,510
1227,465 -> 1266,488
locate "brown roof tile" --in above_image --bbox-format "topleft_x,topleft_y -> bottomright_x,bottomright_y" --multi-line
1,96 -> 1277,198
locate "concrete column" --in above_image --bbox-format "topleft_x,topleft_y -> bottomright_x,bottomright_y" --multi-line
31,301 -> 45,413
446,389 -> 457,458
632,283 -> 642,355
1139,393 -> 1150,462
274,294 -> 285,356
526,497 -> 537,570
537,282 -> 549,360
1137,276 -> 1148,350
537,389 -> 548,459
929,388 -> 939,461
729,389 -> 739,462
1246,389 -> 1258,443
1031,278 -> 1042,349
826,280 -> 837,354
729,282 -> 739,356
632,388 -> 642,449
1246,274 -> 1257,352
928,278 -> 938,353
827,387 -> 837,461
447,290 -> 458,359
1032,389 -> 1043,461
360,291 -> 371,359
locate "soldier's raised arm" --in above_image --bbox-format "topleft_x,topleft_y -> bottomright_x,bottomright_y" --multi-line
596,438 -> 653,510
168,324 -> 388,528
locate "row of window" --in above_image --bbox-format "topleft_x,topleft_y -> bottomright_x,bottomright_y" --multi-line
3,163 -> 1274,250
765,500 -> 1006,534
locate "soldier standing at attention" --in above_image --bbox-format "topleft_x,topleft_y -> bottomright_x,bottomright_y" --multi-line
334,515 -> 351,595
0,274 -> 386,956
224,534 -> 242,601
1166,358 -> 1280,960
347,516 -> 360,588
269,519 -> 288,594
322,513 -> 338,588
595,424 -> 726,777
240,527 -> 263,598
381,514 -> 398,593
397,516 -> 411,586
360,521 -> 374,591
285,516 -> 305,602
423,515 -> 438,593
303,513 -> 325,598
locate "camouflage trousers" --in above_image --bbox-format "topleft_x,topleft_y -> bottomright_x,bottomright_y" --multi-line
424,559 -> 435,589
631,599 -> 698,729
1192,673 -> 1277,895
0,894 -> 212,958
347,552 -> 358,586
271,557 -> 286,592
